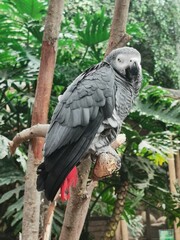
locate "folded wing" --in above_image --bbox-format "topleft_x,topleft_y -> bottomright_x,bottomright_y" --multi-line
37,62 -> 115,201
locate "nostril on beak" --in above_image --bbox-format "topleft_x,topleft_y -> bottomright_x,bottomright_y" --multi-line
130,60 -> 136,66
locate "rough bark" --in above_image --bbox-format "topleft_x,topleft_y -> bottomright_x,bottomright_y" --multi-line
22,144 -> 42,239
59,136 -> 126,240
93,134 -> 126,180
22,1 -> 64,239
105,0 -> 131,56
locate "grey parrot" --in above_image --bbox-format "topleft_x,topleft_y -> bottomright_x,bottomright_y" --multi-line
37,47 -> 142,201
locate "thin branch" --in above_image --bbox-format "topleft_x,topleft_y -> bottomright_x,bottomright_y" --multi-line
9,124 -> 49,155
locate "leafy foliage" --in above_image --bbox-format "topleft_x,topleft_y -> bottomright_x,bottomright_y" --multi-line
129,0 -> 179,88
134,86 -> 180,125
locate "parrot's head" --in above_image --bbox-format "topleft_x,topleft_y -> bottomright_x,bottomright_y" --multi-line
105,47 -> 142,95
105,47 -> 141,82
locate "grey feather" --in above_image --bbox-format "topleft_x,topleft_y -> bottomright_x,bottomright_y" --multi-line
37,47 -> 142,201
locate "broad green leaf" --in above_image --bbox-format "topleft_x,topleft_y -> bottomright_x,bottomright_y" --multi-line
11,210 -> 23,227
3,197 -> 23,219
10,0 -> 47,20
0,175 -> 24,186
0,185 -> 24,204
77,8 -> 110,46
133,86 -> 180,125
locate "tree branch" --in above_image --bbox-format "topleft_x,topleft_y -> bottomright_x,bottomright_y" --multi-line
9,124 -> 49,155
93,134 -> 126,180
105,0 -> 131,56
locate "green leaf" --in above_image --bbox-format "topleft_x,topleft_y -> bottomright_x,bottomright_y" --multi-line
27,20 -> 43,42
10,0 -> 47,20
133,86 -> 180,125
0,185 -> 24,204
11,210 -> 23,227
122,156 -> 156,188
0,172 -> 24,186
77,8 -> 110,46
127,23 -> 145,38
3,196 -> 23,219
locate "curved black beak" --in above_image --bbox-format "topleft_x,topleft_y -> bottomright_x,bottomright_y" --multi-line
125,62 -> 139,81
130,62 -> 138,75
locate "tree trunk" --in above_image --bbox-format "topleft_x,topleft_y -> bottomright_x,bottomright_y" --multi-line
59,1 -> 131,239
105,0 -> 131,56
22,1 -> 64,239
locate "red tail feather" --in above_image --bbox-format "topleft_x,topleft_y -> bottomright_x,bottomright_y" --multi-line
60,166 -> 78,201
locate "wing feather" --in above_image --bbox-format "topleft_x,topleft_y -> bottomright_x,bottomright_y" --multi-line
37,62 -> 116,201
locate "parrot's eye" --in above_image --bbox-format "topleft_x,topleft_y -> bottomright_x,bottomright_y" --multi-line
130,59 -> 132,62
117,58 -> 121,62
